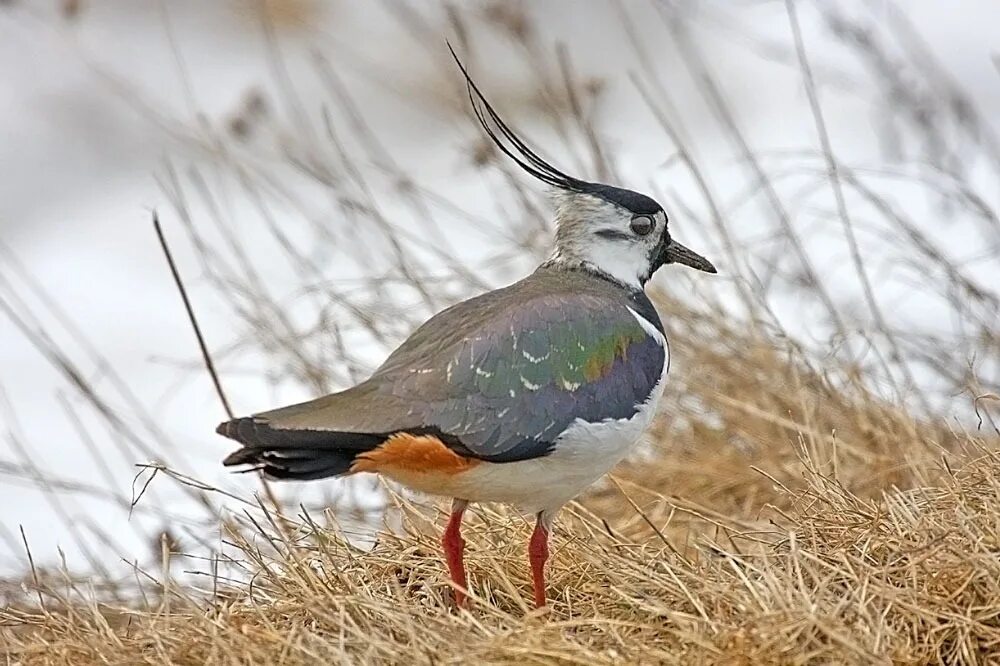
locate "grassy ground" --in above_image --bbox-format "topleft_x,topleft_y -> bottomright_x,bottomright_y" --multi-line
3,296 -> 999,664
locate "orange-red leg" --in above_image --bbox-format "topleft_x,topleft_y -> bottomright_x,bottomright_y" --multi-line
528,513 -> 550,608
442,498 -> 469,607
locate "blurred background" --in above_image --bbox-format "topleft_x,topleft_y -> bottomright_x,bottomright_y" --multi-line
1,0 -> 999,583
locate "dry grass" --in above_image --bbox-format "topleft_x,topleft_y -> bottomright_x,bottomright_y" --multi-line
3,2 -> 1000,664
3,295 -> 998,664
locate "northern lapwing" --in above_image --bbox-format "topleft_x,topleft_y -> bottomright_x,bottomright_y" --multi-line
219,47 -> 716,609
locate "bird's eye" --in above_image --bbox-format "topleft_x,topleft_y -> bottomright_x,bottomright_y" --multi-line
630,215 -> 655,236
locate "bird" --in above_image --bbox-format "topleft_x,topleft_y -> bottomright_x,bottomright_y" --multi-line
218,45 -> 716,610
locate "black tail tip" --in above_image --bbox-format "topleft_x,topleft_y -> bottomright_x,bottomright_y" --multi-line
216,416 -> 259,443
222,446 -> 257,467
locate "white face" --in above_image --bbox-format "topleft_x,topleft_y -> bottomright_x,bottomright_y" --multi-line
550,193 -> 668,289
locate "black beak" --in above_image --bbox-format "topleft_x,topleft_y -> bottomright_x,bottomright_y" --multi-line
662,240 -> 717,273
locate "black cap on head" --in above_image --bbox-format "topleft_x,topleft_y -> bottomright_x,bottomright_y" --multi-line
577,183 -> 662,215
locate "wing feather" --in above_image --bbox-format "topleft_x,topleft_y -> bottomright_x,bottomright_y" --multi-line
399,291 -> 665,461
256,268 -> 666,463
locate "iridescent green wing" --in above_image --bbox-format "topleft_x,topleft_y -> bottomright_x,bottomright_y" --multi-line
384,289 -> 666,461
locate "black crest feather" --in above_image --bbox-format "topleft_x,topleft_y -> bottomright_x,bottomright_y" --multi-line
447,42 -> 662,217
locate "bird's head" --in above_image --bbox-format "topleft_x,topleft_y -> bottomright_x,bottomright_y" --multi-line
450,44 -> 716,290
549,184 -> 715,289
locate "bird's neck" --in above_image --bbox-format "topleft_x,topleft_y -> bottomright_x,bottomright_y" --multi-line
545,247 -> 646,291
541,251 -> 644,294
534,259 -> 665,337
